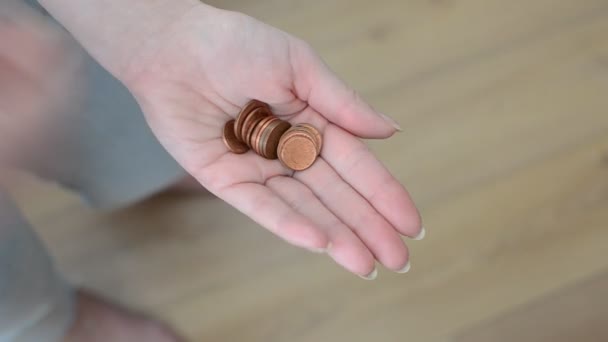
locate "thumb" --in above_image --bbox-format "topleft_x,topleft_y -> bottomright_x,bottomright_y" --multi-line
290,40 -> 401,138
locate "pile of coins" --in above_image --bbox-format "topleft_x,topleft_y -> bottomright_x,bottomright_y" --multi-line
222,100 -> 322,171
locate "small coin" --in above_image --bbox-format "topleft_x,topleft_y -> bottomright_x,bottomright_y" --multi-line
222,120 -> 249,154
258,119 -> 281,158
241,107 -> 269,144
278,132 -> 318,171
257,117 -> 280,155
288,126 -> 320,154
262,120 -> 291,159
248,116 -> 272,149
244,114 -> 268,148
234,100 -> 269,141
251,116 -> 277,154
284,125 -> 321,153
294,123 -> 322,155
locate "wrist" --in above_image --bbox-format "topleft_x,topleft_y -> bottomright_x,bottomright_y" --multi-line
120,2 -> 227,87
37,0 -> 213,83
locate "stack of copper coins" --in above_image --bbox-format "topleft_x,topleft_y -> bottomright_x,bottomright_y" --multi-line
222,100 -> 322,171
277,124 -> 323,171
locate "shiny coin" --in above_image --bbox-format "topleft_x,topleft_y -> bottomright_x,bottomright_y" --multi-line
262,120 -> 291,159
234,99 -> 269,141
245,114 -> 268,148
258,119 -> 281,158
241,107 -> 270,144
251,116 -> 277,153
278,132 -> 318,171
256,117 -> 280,155
248,116 -> 273,149
288,126 -> 320,155
222,120 -> 249,154
294,123 -> 322,155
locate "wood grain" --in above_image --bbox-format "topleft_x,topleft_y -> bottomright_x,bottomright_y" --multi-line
454,272 -> 608,342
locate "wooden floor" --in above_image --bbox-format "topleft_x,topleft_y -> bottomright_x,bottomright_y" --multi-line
7,0 -> 608,341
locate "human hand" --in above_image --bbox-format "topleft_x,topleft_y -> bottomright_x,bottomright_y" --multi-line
124,5 -> 422,278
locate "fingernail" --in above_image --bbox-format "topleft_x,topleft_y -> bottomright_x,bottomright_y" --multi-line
412,227 -> 426,241
379,113 -> 402,132
308,242 -> 332,254
396,261 -> 411,274
359,267 -> 378,280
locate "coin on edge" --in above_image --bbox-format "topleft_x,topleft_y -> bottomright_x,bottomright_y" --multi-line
253,117 -> 278,155
263,120 -> 292,159
223,120 -> 249,154
241,107 -> 270,143
234,100 -> 269,141
244,114 -> 268,148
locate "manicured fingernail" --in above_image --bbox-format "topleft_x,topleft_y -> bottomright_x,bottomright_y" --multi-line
359,267 -> 378,280
379,113 -> 402,132
396,261 -> 411,274
412,227 -> 426,241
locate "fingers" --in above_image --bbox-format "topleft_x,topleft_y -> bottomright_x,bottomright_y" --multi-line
294,158 -> 410,271
217,181 -> 329,251
197,149 -> 288,189
322,124 -> 423,238
267,176 -> 377,277
202,152 -> 377,277
289,40 -> 400,139
197,152 -> 329,250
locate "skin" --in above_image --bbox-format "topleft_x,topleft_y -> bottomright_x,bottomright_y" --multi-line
34,0 -> 423,277
64,290 -> 185,342
125,6 -> 422,276
2,1 -> 424,340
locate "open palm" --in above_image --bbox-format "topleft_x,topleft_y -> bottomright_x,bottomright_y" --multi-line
125,6 -> 422,278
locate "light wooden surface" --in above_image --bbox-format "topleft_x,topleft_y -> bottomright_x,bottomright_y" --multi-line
454,272 -> 608,342
8,0 -> 608,341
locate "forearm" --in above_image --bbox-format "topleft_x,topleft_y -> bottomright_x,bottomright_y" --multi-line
36,0 -> 204,82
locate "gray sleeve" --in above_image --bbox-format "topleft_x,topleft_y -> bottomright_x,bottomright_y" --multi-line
17,0 -> 186,209
0,188 -> 74,342
21,0 -> 46,14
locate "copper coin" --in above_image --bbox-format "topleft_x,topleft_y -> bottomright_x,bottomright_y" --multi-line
241,107 -> 269,143
291,124 -> 319,149
248,116 -> 272,149
222,120 -> 249,154
260,120 -> 287,159
256,117 -> 279,155
287,126 -> 320,154
262,120 -> 291,159
244,114 -> 268,148
258,119 -> 281,159
278,133 -> 318,171
276,128 -> 292,155
295,123 -> 322,155
249,116 -> 273,151
295,124 -> 321,148
277,129 -> 316,154
234,100 -> 269,141
251,117 -> 277,154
